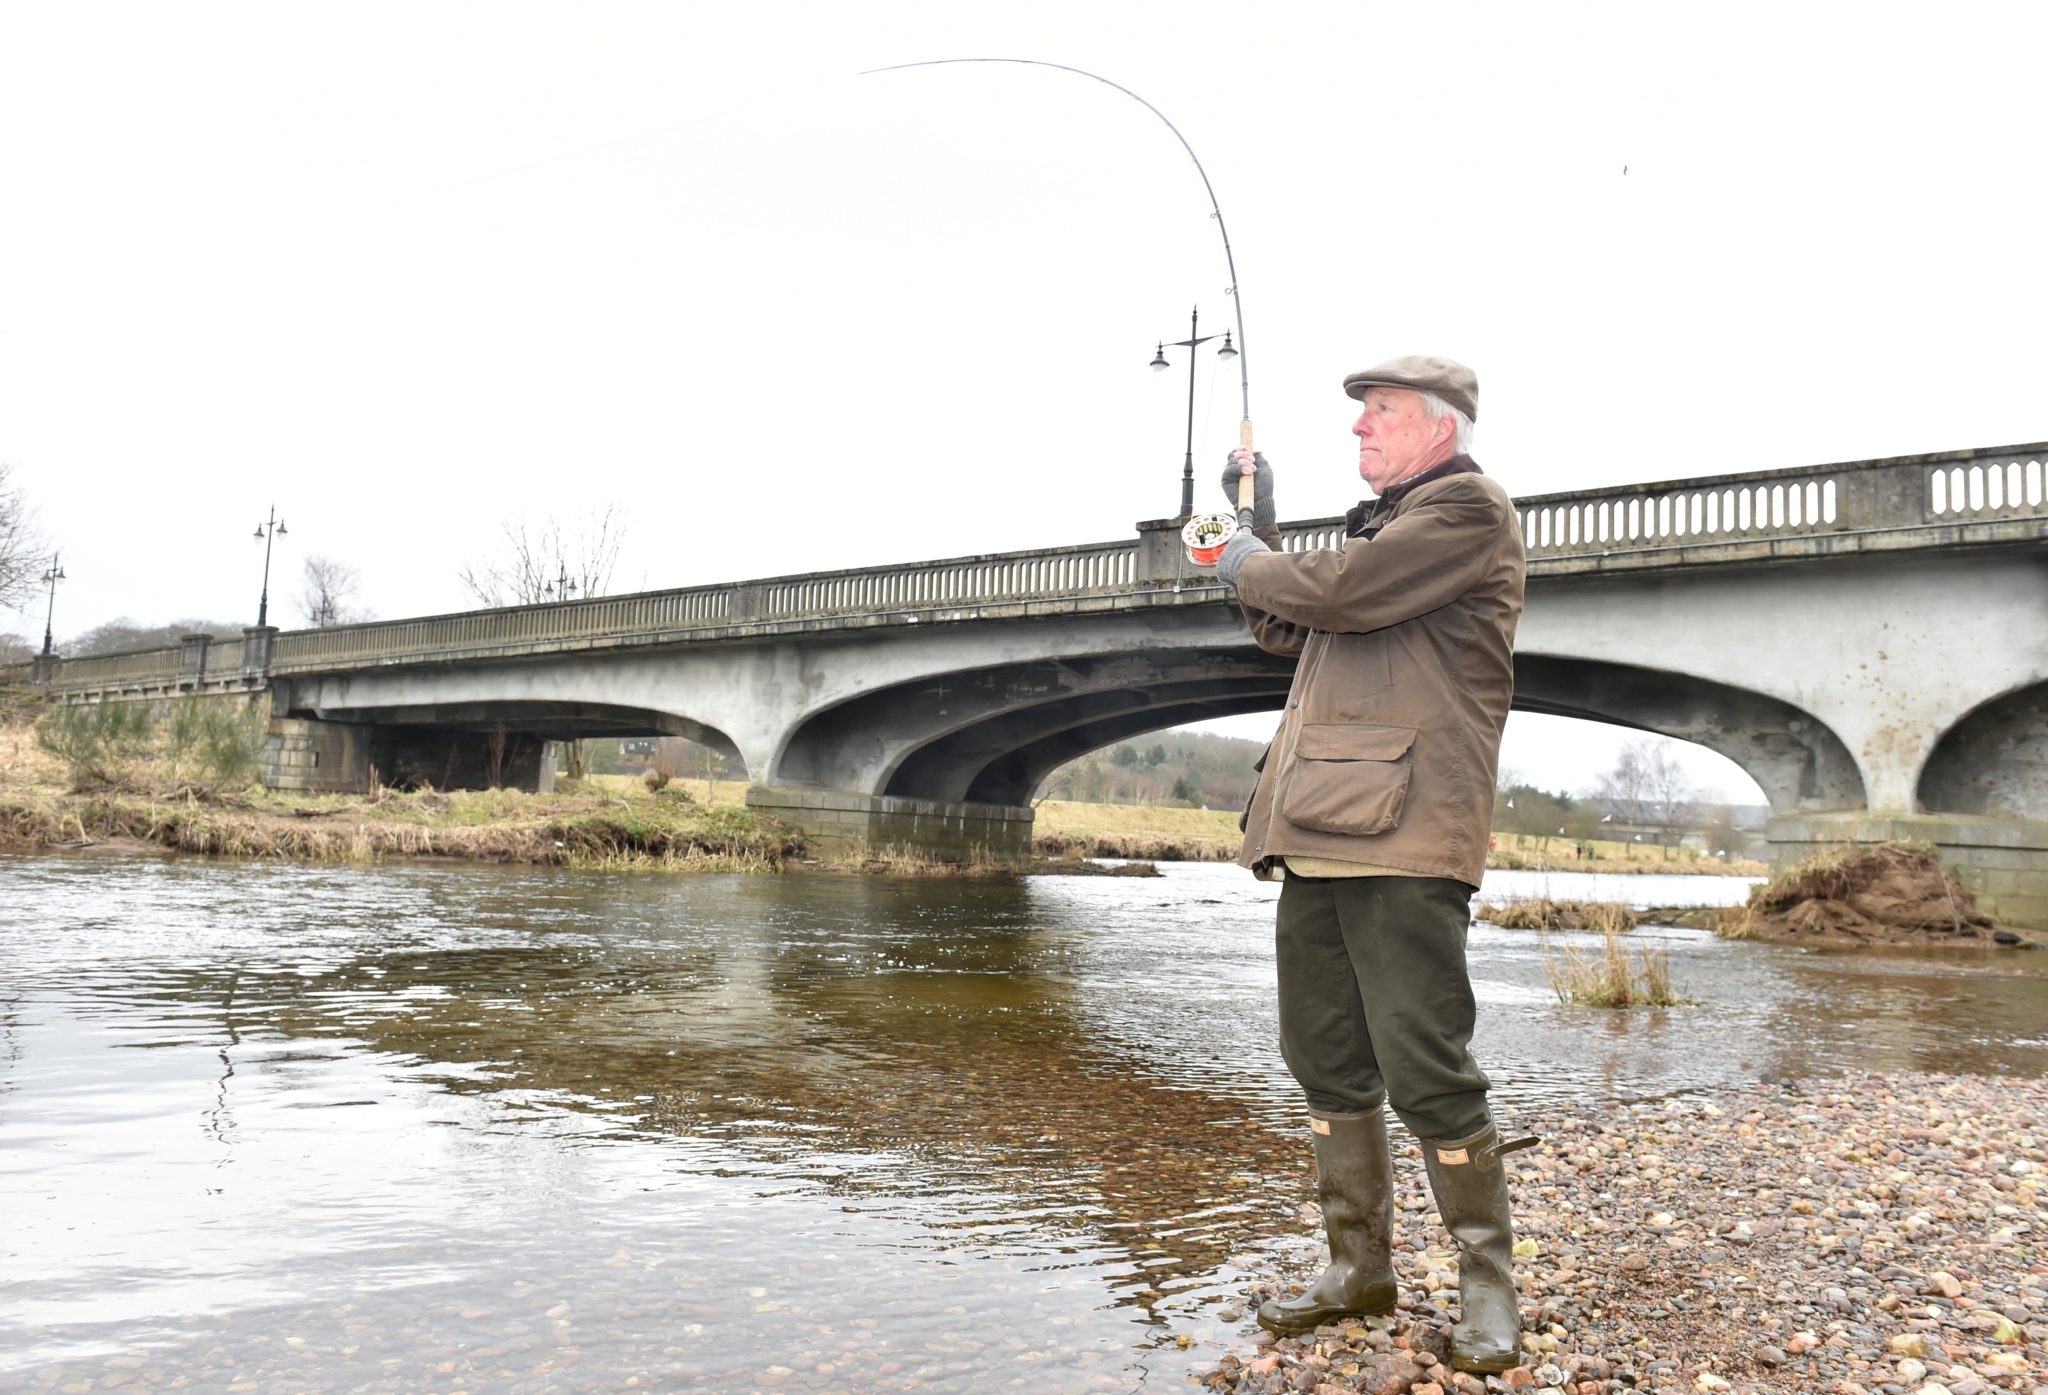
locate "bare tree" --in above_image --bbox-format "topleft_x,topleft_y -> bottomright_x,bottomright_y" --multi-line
1597,738 -> 1697,843
457,505 -> 628,609
297,555 -> 369,628
0,463 -> 46,614
66,617 -> 241,656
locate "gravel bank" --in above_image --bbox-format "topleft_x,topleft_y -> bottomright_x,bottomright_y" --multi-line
1200,1071 -> 2046,1395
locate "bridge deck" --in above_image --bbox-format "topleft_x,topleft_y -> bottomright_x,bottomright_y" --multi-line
14,442 -> 2045,697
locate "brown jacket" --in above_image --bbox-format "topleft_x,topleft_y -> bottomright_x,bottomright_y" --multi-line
1233,458 -> 1524,887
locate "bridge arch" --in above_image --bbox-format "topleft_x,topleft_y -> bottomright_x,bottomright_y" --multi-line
1917,679 -> 2048,819
284,691 -> 750,783
1510,654 -> 1865,815
767,649 -> 1293,801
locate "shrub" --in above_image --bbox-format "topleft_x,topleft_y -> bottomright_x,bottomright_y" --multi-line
163,697 -> 269,793
34,696 -> 268,794
35,702 -> 155,789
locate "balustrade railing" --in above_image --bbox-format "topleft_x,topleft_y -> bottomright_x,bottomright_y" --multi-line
68,647 -> 182,687
1928,451 -> 2047,520
750,540 -> 1136,618
271,585 -> 732,669
22,445 -> 2042,696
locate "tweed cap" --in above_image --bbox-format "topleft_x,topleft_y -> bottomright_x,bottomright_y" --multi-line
1342,355 -> 1479,423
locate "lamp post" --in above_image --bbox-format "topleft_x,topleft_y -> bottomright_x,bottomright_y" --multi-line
1150,305 -> 1237,518
252,506 -> 287,627
39,552 -> 65,656
543,566 -> 578,603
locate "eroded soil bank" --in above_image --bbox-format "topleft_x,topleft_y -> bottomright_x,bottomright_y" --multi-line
1723,843 -> 2028,946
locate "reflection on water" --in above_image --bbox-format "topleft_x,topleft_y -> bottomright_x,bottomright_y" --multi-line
2,855 -> 2043,1392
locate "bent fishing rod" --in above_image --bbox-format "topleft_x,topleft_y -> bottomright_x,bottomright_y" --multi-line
862,57 -> 1260,515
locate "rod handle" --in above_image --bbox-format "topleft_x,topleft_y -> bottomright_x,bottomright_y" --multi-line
1236,419 -> 1256,513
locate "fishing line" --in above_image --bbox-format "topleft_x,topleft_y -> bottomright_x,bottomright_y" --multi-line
861,57 -> 1255,455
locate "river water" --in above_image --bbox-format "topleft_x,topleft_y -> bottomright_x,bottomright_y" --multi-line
4,854 -> 2045,1394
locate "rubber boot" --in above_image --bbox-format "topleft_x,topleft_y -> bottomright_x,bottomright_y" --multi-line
1420,1123 -> 1535,1374
1256,1108 -> 1398,1335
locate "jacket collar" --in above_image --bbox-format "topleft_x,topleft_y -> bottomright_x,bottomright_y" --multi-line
1345,454 -> 1482,536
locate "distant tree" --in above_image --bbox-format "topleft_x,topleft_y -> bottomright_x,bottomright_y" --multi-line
1701,804 -> 1745,857
0,631 -> 33,663
0,464 -> 45,614
458,505 -> 626,608
1112,745 -> 1138,768
1146,742 -> 1167,768
1597,738 -> 1697,845
296,555 -> 370,628
64,618 -> 242,657
1171,775 -> 1194,804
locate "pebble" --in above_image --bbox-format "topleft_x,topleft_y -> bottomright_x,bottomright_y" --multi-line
1197,1070 -> 2046,1395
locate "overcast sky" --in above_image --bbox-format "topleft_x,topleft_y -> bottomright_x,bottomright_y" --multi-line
4,2 -> 2043,803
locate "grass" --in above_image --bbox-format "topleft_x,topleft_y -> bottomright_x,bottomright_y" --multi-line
1478,898 -> 1641,932
1488,830 -> 1767,877
1030,798 -> 1243,862
1541,929 -> 1684,1008
0,703 -> 802,873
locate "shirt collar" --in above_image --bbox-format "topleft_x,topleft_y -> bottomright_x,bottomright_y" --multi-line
1346,454 -> 1482,535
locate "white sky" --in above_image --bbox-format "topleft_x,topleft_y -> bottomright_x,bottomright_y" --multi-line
4,1 -> 2044,804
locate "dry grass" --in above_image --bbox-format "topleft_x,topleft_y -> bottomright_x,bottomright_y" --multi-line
1488,830 -> 1767,877
1478,898 -> 1642,932
1542,929 -> 1684,1008
0,780 -> 803,872
1032,799 -> 1241,861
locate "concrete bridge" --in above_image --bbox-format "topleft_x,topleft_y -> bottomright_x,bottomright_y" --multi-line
17,442 -> 2048,926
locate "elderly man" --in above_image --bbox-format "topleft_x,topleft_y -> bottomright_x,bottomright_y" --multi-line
1209,356 -> 1530,1374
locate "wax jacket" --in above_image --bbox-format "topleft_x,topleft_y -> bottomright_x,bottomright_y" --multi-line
1233,456 -> 1524,887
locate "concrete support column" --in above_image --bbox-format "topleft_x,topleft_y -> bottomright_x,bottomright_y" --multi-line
745,786 -> 1035,864
1766,812 -> 2048,930
265,716 -> 375,794
30,653 -> 58,685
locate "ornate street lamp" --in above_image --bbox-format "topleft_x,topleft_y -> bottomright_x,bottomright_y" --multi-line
252,506 -> 287,627
39,552 -> 65,656
544,566 -> 578,603
1151,306 -> 1237,518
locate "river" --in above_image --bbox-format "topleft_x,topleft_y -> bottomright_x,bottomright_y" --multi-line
3,854 -> 2044,1393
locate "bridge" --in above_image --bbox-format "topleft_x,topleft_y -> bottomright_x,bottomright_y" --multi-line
16,442 -> 2048,927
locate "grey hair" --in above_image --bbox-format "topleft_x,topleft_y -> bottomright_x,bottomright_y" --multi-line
1414,389 -> 1475,455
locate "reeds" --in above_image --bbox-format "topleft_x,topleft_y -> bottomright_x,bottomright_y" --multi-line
1541,930 -> 1683,1008
0,786 -> 803,872
1478,898 -> 1640,932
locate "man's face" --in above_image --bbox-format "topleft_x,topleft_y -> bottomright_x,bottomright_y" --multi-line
1352,386 -> 1453,493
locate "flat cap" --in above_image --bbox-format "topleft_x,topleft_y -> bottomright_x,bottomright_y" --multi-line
1342,355 -> 1479,423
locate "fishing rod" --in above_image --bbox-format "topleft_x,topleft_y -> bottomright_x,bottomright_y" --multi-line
861,57 -> 1259,516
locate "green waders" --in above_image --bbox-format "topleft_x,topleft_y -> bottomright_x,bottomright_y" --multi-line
1254,1107 -> 1398,1335
1420,1123 -> 1534,1374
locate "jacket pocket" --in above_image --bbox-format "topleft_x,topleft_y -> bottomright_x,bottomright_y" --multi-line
1279,723 -> 1417,837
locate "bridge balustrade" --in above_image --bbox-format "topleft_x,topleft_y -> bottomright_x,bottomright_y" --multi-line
1929,454 -> 2046,519
752,541 -> 1137,619
14,443 -> 2042,698
269,587 -> 733,669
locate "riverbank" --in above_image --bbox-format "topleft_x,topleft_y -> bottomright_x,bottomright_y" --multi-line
1203,1069 -> 2046,1395
0,710 -> 1755,877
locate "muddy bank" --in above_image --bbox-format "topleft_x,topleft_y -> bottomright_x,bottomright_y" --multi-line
1201,1069 -> 2046,1395
1722,843 -> 2028,946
